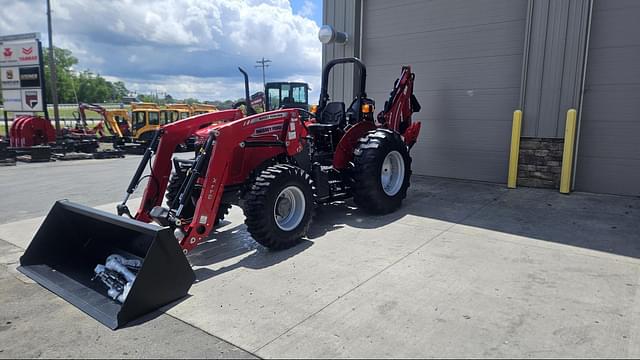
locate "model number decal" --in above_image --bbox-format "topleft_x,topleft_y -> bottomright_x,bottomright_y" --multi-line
244,112 -> 287,126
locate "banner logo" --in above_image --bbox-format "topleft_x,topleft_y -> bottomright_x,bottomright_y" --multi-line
25,90 -> 39,109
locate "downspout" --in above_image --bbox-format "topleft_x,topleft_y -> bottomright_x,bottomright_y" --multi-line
519,0 -> 534,110
352,0 -> 364,101
571,0 -> 594,190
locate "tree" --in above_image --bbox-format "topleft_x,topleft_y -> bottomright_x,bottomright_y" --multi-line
137,94 -> 155,103
111,81 -> 129,100
43,46 -> 130,104
43,47 -> 78,103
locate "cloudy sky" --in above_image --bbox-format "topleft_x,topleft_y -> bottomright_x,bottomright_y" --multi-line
0,0 -> 323,101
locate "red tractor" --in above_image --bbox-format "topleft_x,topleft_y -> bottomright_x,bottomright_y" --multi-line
19,58 -> 421,329
121,57 -> 421,252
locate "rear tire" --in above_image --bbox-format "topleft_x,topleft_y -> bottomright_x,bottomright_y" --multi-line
165,168 -> 231,226
244,164 -> 314,249
353,129 -> 411,214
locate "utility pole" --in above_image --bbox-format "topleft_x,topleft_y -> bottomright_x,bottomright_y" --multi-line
46,0 -> 61,137
255,57 -> 272,91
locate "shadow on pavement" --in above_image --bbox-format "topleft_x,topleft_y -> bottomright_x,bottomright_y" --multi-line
311,176 -> 640,259
185,175 -> 640,287
188,222 -> 313,283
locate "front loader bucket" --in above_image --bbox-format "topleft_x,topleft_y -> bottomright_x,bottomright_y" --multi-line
18,200 -> 195,329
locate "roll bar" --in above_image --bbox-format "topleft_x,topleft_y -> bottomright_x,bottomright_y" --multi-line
317,57 -> 367,112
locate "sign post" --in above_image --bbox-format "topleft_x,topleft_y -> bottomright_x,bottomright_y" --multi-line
46,0 -> 60,136
3,111 -> 7,138
0,33 -> 47,140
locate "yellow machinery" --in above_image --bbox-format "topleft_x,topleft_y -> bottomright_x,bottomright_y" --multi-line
190,103 -> 218,115
77,103 -> 132,142
102,109 -> 132,138
131,102 -> 161,142
161,104 -> 192,125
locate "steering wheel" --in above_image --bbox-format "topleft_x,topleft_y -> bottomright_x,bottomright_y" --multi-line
233,101 -> 258,116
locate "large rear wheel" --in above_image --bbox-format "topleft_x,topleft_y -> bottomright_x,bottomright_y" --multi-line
352,129 -> 411,214
244,164 -> 314,249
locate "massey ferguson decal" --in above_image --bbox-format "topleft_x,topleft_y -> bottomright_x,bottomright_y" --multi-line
254,124 -> 284,135
25,90 -> 39,109
21,47 -> 33,55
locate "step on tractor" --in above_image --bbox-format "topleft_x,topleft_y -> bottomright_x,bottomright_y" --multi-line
18,57 -> 421,329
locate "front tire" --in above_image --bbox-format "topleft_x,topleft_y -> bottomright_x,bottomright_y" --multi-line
353,129 -> 411,214
244,164 -> 314,249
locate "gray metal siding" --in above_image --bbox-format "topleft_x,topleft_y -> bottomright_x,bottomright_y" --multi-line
362,0 -> 527,182
322,0 -> 361,104
575,0 -> 640,196
522,0 -> 590,137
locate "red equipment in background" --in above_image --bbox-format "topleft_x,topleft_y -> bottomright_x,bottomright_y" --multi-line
9,115 -> 56,147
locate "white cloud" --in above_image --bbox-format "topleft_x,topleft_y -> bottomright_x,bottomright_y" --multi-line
102,72 -> 321,104
0,0 -> 322,101
298,1 -> 316,18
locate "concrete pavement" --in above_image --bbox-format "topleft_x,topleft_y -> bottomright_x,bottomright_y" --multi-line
0,156 -> 146,224
0,159 -> 639,358
0,239 -> 255,359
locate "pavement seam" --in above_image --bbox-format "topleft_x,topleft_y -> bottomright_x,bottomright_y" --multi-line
252,191 -> 508,354
163,312 -> 262,359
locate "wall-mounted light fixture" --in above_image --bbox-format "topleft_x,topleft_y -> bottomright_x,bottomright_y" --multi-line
318,25 -> 349,45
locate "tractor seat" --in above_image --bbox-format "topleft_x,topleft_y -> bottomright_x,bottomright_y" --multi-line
319,102 -> 345,127
307,101 -> 346,138
307,123 -> 340,138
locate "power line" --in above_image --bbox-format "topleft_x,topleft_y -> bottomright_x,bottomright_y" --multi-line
47,0 -> 61,137
255,57 -> 272,91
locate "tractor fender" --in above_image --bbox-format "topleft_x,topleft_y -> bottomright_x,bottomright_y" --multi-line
332,121 -> 377,170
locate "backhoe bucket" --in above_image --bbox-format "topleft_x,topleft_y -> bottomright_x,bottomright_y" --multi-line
18,200 -> 195,329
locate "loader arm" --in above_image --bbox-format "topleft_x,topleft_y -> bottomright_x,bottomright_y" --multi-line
132,109 -> 244,222
173,109 -> 308,252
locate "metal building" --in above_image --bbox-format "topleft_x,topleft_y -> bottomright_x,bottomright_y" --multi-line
321,0 -> 639,196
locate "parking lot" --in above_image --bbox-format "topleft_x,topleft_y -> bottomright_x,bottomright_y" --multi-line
1,157 -> 639,358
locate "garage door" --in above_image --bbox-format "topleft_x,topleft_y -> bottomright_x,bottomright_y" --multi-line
362,0 -> 527,182
574,0 -> 640,196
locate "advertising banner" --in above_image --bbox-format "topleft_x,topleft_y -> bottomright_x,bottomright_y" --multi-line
2,89 -> 22,111
0,41 -> 40,67
0,36 -> 46,113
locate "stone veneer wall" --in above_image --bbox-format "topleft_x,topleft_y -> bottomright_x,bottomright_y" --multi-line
518,137 -> 564,189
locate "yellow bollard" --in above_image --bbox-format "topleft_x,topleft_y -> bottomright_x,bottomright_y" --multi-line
507,110 -> 523,188
560,109 -> 578,194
